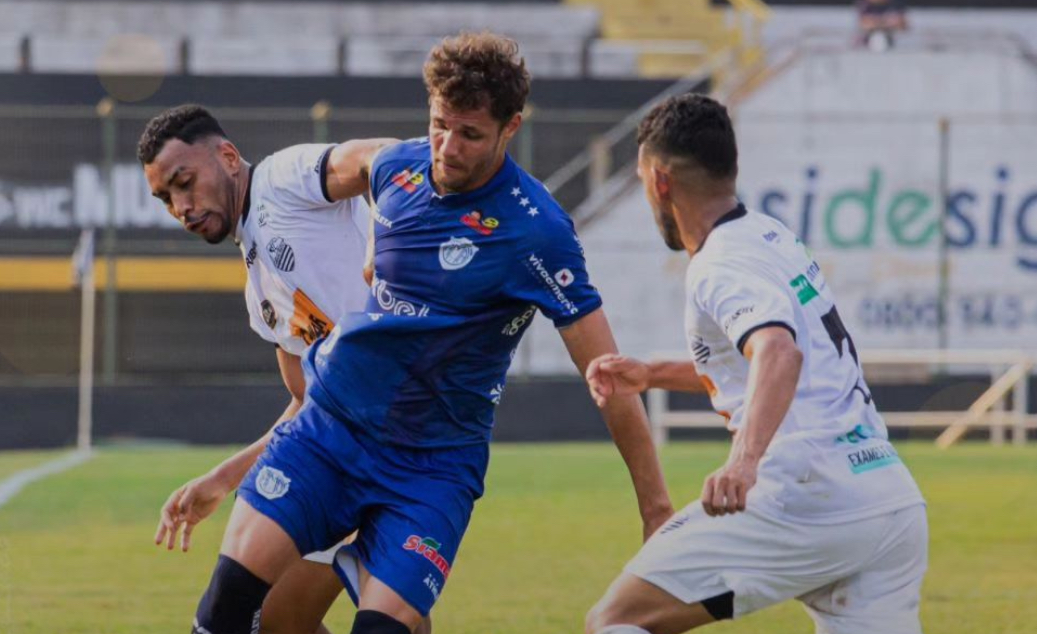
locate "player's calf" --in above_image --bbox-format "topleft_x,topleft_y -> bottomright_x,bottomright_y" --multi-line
350,610 -> 411,634
193,555 -> 272,634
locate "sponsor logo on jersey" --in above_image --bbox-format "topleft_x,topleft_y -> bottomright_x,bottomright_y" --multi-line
372,273 -> 430,317
244,241 -> 258,268
267,237 -> 296,272
403,535 -> 452,578
763,230 -> 780,243
722,306 -> 755,335
371,206 -> 393,229
490,383 -> 505,405
290,289 -> 335,345
439,237 -> 479,271
256,466 -> 291,500
554,268 -> 574,287
460,210 -> 499,236
502,305 -> 537,336
790,274 -> 819,306
423,574 -> 441,601
846,443 -> 901,474
527,253 -> 579,315
257,204 -> 269,227
691,335 -> 711,364
261,299 -> 277,329
391,169 -> 425,194
836,423 -> 876,445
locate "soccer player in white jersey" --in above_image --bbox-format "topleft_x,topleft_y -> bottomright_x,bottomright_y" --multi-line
583,94 -> 928,634
137,105 -> 431,634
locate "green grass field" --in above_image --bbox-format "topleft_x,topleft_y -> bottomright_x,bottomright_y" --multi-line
0,442 -> 1034,633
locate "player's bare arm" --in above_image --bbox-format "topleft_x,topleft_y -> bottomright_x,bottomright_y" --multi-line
154,348 -> 305,552
586,355 -> 706,406
324,138 -> 400,201
701,326 -> 802,518
561,309 -> 674,540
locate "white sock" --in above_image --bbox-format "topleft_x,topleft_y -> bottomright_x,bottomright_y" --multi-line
597,626 -> 651,634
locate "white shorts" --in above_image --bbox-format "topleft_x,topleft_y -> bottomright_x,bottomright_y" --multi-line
625,502 -> 928,634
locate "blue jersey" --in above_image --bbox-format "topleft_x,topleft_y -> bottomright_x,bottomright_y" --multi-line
305,138 -> 602,448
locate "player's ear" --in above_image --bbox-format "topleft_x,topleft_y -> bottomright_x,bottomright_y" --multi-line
653,166 -> 671,201
500,112 -> 522,143
215,138 -> 242,173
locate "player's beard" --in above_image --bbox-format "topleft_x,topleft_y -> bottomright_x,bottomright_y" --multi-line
655,206 -> 684,252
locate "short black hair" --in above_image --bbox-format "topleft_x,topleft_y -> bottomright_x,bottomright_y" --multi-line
137,104 -> 227,165
637,94 -> 738,181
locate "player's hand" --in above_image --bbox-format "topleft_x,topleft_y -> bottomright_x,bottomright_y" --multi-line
154,473 -> 232,552
700,456 -> 759,517
585,354 -> 650,407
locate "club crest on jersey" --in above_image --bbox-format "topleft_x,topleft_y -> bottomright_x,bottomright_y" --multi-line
392,169 -> 425,194
460,210 -> 499,236
256,466 -> 291,500
267,237 -> 296,272
439,237 -> 478,271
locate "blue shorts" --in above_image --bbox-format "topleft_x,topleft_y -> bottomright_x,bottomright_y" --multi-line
238,400 -> 489,616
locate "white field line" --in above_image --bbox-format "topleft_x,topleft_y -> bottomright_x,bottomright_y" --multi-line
0,449 -> 94,509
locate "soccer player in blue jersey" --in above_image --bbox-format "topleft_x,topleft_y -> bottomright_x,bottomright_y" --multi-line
189,33 -> 673,634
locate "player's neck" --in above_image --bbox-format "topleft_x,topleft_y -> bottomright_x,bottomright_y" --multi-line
678,194 -> 740,255
231,160 -> 253,227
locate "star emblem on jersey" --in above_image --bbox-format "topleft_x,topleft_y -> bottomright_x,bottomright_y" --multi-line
256,466 -> 291,500
519,197 -> 530,207
527,206 -> 539,217
511,187 -> 521,197
439,237 -> 479,271
460,210 -> 499,236
267,237 -> 296,272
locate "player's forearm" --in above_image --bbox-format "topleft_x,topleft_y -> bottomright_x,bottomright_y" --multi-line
734,340 -> 802,463
647,360 -> 706,393
210,397 -> 303,491
601,393 -> 673,519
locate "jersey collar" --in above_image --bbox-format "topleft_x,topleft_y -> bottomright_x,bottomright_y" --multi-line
695,202 -> 747,254
428,153 -> 518,205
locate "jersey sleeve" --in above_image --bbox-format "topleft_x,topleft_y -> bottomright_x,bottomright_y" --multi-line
515,210 -> 603,328
695,259 -> 797,354
262,144 -> 337,210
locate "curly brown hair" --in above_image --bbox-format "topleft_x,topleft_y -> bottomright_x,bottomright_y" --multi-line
423,32 -> 531,125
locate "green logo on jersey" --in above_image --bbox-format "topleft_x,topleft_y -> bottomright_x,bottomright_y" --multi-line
790,275 -> 819,306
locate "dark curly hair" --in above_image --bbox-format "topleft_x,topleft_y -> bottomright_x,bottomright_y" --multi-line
423,32 -> 531,125
637,94 -> 738,181
137,104 -> 227,165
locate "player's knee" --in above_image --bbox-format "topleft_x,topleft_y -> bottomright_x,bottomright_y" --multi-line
585,599 -> 620,634
350,610 -> 411,634
193,555 -> 272,634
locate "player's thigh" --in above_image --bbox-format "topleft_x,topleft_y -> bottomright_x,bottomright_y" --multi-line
799,504 -> 928,634
220,496 -> 301,583
586,572 -> 717,634
261,557 -> 343,634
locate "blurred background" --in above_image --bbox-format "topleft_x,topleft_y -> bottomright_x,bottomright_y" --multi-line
0,0 -> 1034,449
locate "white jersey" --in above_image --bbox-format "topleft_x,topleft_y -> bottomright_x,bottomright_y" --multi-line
235,144 -> 370,357
685,205 -> 924,523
